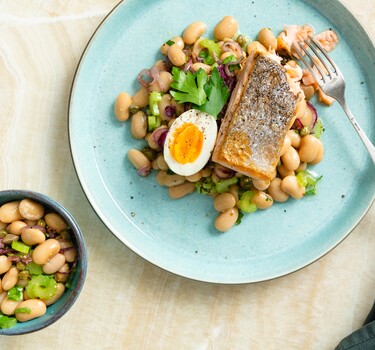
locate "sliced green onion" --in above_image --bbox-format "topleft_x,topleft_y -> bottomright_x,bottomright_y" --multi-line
11,240 -> 30,254
166,40 -> 175,46
149,91 -> 162,116
238,191 -> 257,213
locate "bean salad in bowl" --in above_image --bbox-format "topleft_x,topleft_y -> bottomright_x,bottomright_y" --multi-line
0,190 -> 87,335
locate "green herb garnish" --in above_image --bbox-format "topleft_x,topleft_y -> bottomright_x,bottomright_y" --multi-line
195,67 -> 230,118
14,307 -> 31,314
235,210 -> 244,225
166,40 -> 175,46
170,67 -> 208,106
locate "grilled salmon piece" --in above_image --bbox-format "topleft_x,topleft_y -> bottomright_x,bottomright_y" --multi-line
212,52 -> 298,181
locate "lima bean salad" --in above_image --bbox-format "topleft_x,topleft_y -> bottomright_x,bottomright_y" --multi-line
115,16 -> 338,232
0,198 -> 78,329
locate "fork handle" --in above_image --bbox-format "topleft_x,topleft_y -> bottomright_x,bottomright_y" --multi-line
339,101 -> 375,164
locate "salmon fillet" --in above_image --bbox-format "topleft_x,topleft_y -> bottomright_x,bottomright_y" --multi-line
212,52 -> 298,181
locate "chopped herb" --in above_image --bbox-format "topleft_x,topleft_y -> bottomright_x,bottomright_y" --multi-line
238,191 -> 257,213
195,67 -> 230,118
170,67 -> 208,106
0,315 -> 17,329
235,210 -> 244,225
14,307 -> 31,314
195,176 -> 216,195
7,286 -> 23,301
166,40 -> 175,46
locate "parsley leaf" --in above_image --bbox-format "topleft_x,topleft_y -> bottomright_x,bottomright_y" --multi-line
195,67 -> 230,118
170,67 -> 207,106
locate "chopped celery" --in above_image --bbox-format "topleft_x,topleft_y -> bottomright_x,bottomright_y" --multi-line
11,240 -> 30,254
222,54 -> 237,64
0,315 -> 17,329
149,91 -> 162,116
147,115 -> 161,132
195,177 -> 216,195
7,286 -> 23,301
296,170 -> 322,195
238,191 -> 257,213
26,275 -> 57,300
199,39 -> 221,63
25,261 -> 43,275
313,118 -> 324,138
215,177 -> 238,194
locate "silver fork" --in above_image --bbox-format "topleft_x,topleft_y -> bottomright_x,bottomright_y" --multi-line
292,37 -> 375,164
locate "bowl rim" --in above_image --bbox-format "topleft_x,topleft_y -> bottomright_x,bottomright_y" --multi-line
0,189 -> 88,335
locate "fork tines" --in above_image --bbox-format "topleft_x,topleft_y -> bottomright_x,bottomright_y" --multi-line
292,36 -> 338,85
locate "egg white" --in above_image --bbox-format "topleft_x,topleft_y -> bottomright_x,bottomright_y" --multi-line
163,109 -> 217,176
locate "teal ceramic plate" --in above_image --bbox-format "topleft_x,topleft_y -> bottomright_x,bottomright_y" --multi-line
69,0 -> 375,283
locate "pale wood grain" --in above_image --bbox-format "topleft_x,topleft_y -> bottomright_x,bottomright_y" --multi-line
0,1 -> 374,349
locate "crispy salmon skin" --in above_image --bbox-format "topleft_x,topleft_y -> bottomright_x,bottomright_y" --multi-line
212,52 -> 298,181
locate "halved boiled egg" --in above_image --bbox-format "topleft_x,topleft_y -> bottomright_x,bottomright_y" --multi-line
163,109 -> 217,176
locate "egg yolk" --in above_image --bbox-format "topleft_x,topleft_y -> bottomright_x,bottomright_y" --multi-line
169,123 -> 204,164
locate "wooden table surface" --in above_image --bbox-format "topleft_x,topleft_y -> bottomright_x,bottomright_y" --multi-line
0,1 -> 374,349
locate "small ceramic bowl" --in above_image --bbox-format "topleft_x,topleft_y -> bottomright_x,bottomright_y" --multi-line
0,189 -> 87,335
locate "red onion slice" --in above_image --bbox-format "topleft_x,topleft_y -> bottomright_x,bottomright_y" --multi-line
20,225 -> 46,233
137,165 -> 151,177
152,126 -> 169,148
214,163 -> 236,179
306,101 -> 318,130
137,69 -> 152,88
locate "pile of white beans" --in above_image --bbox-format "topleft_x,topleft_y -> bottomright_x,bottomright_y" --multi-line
114,17 -> 328,232
0,198 -> 77,324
